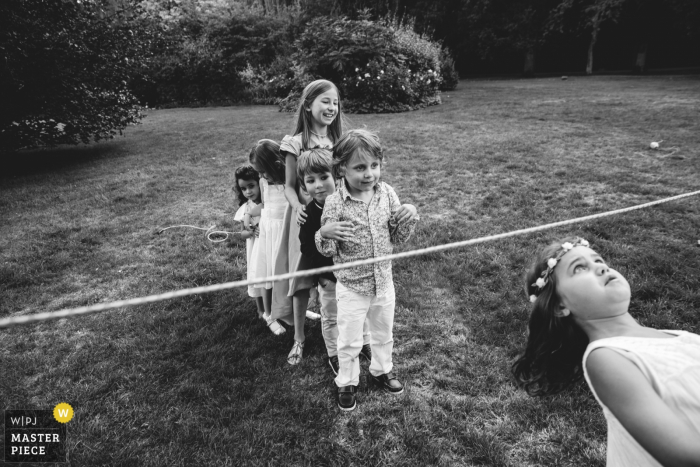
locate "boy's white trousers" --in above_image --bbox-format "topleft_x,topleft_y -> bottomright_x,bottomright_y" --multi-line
318,279 -> 370,357
334,281 -> 395,388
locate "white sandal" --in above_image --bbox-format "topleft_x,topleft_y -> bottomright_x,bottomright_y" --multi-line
264,314 -> 286,336
287,340 -> 305,365
305,310 -> 321,321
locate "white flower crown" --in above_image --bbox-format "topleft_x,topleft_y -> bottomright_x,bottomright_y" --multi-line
529,238 -> 590,303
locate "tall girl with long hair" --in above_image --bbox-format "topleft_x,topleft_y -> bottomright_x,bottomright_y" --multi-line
248,139 -> 291,336
273,79 -> 348,365
513,236 -> 700,466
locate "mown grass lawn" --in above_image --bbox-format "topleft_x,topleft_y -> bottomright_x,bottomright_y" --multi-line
1,75 -> 699,467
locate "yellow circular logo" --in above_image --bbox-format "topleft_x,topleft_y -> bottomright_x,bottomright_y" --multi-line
53,403 -> 74,423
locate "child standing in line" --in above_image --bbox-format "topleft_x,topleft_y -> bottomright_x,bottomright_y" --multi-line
248,139 -> 291,336
274,79 -> 349,365
297,148 -> 372,372
513,237 -> 700,466
232,165 -> 264,318
316,129 -> 419,412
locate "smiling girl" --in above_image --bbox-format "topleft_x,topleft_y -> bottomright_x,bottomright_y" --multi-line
513,237 -> 700,467
272,80 -> 349,365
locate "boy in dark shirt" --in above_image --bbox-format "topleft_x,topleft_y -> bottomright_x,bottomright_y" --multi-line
297,148 -> 371,376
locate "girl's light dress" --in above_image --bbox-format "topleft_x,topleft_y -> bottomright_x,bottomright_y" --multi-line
233,200 -> 262,298
271,134 -> 331,324
251,178 -> 290,321
582,330 -> 700,466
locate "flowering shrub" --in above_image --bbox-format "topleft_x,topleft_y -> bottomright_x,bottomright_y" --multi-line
336,61 -> 441,113
279,16 -> 450,113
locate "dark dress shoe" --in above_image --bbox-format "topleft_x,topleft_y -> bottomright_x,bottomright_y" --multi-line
370,372 -> 404,394
337,385 -> 357,411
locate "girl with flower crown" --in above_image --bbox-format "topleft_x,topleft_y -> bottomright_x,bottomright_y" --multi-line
512,236 -> 700,466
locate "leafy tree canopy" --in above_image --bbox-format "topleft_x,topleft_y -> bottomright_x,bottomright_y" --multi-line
0,0 -> 159,152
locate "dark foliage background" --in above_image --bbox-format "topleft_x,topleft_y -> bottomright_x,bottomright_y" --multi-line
1,0 -> 698,151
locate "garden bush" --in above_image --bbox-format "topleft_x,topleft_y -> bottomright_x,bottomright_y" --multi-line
0,0 -> 153,151
439,48 -> 460,91
278,15 -> 449,113
137,3 -> 299,107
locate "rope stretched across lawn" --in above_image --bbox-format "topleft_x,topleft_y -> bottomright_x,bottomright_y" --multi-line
1,189 -> 699,329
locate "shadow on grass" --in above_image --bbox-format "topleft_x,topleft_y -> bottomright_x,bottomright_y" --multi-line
1,141 -> 127,179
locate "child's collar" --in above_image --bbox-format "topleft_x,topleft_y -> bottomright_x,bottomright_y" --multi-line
339,179 -> 384,200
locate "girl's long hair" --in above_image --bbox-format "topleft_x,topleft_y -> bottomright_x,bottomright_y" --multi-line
292,80 -> 347,149
233,165 -> 260,207
249,139 -> 286,185
511,236 -> 590,396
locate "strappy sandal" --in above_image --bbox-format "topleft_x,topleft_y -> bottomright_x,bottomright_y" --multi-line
264,314 -> 286,336
287,340 -> 305,365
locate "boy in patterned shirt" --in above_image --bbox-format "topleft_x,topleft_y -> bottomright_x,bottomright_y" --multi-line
297,148 -> 372,376
316,129 -> 419,411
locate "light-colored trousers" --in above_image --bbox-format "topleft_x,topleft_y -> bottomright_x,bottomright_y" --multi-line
318,279 -> 369,357
334,280 -> 395,387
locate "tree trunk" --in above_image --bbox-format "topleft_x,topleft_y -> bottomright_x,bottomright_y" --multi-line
634,42 -> 647,73
523,46 -> 535,77
586,26 -> 598,75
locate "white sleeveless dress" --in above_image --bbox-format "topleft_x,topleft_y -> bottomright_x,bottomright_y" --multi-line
251,178 -> 288,290
234,200 -> 261,298
582,330 -> 700,466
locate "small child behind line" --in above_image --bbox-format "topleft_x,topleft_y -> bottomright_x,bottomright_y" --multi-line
297,148 -> 371,373
513,237 -> 700,466
232,165 -> 263,318
316,129 -> 419,412
249,139 -> 290,336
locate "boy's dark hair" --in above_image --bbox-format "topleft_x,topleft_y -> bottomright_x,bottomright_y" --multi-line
233,165 -> 260,207
249,139 -> 286,185
296,148 -> 333,190
331,129 -> 384,179
511,236 -> 590,396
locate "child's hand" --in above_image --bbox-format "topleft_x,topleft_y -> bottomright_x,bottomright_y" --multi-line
393,204 -> 418,224
240,229 -> 253,240
295,205 -> 308,225
253,225 -> 260,238
320,221 -> 355,242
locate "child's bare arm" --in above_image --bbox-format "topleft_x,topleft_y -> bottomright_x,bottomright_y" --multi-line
243,213 -> 252,230
248,203 -> 262,218
588,348 -> 700,467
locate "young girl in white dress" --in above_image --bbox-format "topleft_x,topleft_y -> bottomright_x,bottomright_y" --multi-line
232,165 -> 263,318
513,236 -> 700,466
248,140 -> 291,336
273,79 -> 349,364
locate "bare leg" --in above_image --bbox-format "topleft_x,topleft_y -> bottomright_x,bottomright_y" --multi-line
255,297 -> 265,319
293,289 -> 310,343
261,288 -> 273,318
